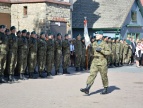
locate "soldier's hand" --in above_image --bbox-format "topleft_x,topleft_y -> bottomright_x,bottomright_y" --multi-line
96,47 -> 102,52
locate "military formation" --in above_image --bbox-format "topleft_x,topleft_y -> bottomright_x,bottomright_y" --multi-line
0,24 -> 133,85
0,25 -> 72,83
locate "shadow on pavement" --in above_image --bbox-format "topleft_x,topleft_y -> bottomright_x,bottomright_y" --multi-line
89,86 -> 120,96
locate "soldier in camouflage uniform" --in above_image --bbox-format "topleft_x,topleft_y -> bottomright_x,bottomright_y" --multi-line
126,45 -> 132,65
27,31 -> 37,78
7,26 -> 18,82
107,37 -> 112,67
123,40 -> 129,65
80,37 -> 86,71
74,34 -> 82,71
5,29 -> 11,36
119,39 -> 124,66
45,33 -> 54,76
17,30 -> 28,80
62,34 -> 70,74
80,31 -> 111,95
54,33 -> 62,75
111,38 -> 116,67
115,38 -> 120,67
0,25 -> 8,83
37,32 -> 47,78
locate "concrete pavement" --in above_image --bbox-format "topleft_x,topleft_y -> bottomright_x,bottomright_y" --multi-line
0,65 -> 143,108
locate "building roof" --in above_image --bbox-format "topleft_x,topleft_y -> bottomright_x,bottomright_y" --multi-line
0,0 -> 71,5
72,0 -> 135,29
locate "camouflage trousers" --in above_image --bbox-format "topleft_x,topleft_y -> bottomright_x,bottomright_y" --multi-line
46,53 -> 54,72
27,53 -> 37,73
63,53 -> 70,69
0,54 -> 7,76
87,59 -> 108,87
55,50 -> 62,70
37,53 -> 46,73
7,50 -> 17,75
75,54 -> 82,67
112,53 -> 116,64
17,50 -> 28,74
80,55 -> 85,67
123,53 -> 127,63
116,53 -> 120,63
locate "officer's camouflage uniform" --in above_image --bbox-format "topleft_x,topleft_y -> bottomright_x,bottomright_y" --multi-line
86,40 -> 111,87
119,41 -> 123,65
7,33 -> 18,75
0,32 -> 8,76
107,39 -> 112,66
54,39 -> 62,73
80,42 -> 86,70
37,38 -> 47,75
27,37 -> 37,74
115,40 -> 120,65
74,39 -> 82,70
45,39 -> 54,74
62,39 -> 70,72
111,41 -> 116,65
17,36 -> 28,74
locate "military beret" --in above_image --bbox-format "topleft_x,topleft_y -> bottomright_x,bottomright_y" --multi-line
40,32 -> 45,36
0,25 -> 6,29
103,36 -> 108,39
65,34 -> 69,37
5,29 -> 10,33
108,37 -> 111,39
76,34 -> 81,37
57,33 -> 61,36
126,40 -> 131,45
95,31 -> 103,35
10,26 -> 16,31
111,38 -> 115,40
81,37 -> 85,40
17,30 -> 21,34
27,32 -> 30,35
91,36 -> 95,40
31,31 -> 36,35
22,29 -> 27,33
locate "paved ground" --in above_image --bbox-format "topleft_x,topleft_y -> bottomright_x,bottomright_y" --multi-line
0,65 -> 143,108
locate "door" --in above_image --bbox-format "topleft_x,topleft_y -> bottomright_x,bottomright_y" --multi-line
50,21 -> 67,39
0,13 -> 11,28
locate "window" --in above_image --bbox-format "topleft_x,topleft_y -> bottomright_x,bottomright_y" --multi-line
131,11 -> 137,22
127,33 -> 140,40
23,6 -> 27,16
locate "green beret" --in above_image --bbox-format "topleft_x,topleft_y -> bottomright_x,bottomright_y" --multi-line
31,31 -> 36,35
57,33 -> 61,36
17,31 -> 21,35
0,25 -> 6,29
10,26 -> 16,31
27,32 -> 30,35
111,38 -> 115,40
40,32 -> 45,36
65,34 -> 69,37
5,29 -> 10,33
95,31 -> 103,35
81,37 -> 85,40
22,29 -> 27,33
108,37 -> 111,39
103,36 -> 108,39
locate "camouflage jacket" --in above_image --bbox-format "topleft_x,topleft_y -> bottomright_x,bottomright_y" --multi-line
0,32 -> 9,54
111,43 -> 116,54
8,33 -> 18,52
37,38 -> 47,55
74,40 -> 82,55
46,39 -> 54,54
28,37 -> 37,53
116,42 -> 120,54
62,39 -> 70,55
55,39 -> 62,51
18,36 -> 28,51
92,40 -> 111,65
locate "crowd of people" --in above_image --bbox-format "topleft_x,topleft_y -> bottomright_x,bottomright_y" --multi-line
0,24 -> 141,84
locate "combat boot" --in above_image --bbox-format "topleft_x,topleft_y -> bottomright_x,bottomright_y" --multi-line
47,72 -> 53,78
0,75 -> 7,83
55,70 -> 59,75
101,87 -> 108,95
75,67 -> 79,72
20,73 -> 27,80
29,72 -> 34,78
63,69 -> 70,74
80,67 -> 84,71
8,75 -> 13,83
80,85 -> 91,95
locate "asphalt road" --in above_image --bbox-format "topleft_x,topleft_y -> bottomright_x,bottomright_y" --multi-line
0,65 -> 143,108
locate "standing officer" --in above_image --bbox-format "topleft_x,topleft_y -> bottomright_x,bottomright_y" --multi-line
27,31 -> 37,78
115,37 -> 120,67
111,38 -> 116,67
0,25 -> 8,83
74,34 -> 82,71
45,33 -> 54,76
5,29 -> 11,36
7,26 -> 18,82
107,37 -> 112,67
62,34 -> 70,74
119,39 -> 124,66
17,29 -> 28,80
80,37 -> 86,71
80,31 -> 111,95
37,32 -> 47,78
54,33 -> 62,75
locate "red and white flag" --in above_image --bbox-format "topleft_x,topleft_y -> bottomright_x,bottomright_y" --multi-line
84,18 -> 91,49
